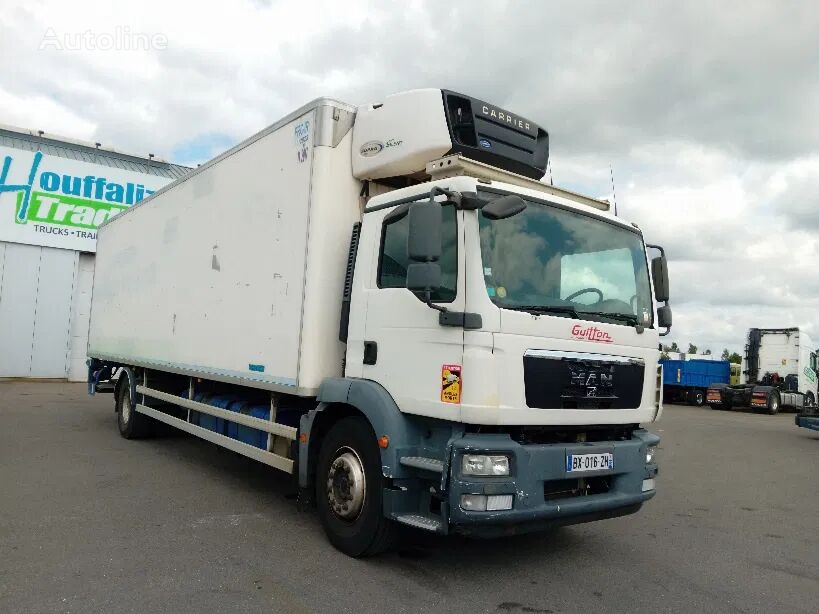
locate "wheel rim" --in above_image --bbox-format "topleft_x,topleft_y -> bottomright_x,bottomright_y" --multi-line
326,447 -> 366,521
771,397 -> 778,411
121,391 -> 132,423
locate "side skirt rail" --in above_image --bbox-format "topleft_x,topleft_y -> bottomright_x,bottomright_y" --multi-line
135,403 -> 294,473
136,385 -> 297,439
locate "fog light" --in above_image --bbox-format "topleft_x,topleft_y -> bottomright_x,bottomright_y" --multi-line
461,454 -> 510,476
642,478 -> 656,492
486,494 -> 514,511
460,494 -> 487,511
460,494 -> 514,511
646,445 -> 657,464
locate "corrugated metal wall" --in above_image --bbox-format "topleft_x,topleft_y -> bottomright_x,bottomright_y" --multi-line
0,241 -> 93,379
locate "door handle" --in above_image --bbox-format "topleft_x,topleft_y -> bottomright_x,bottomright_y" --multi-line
363,341 -> 378,365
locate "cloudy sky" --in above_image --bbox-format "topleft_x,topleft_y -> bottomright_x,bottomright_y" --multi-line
2,0 -> 818,354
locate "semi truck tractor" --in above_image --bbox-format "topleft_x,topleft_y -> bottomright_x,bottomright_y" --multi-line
661,358 -> 730,406
707,328 -> 817,414
86,89 -> 671,556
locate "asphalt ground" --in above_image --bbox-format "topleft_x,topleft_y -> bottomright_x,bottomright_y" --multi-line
0,382 -> 816,614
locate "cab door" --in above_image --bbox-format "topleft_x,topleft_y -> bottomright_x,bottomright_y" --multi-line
358,201 -> 465,420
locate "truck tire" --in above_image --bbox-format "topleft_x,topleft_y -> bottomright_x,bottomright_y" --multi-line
116,373 -> 153,439
315,416 -> 397,557
689,389 -> 705,406
766,390 -> 781,415
805,391 -> 815,408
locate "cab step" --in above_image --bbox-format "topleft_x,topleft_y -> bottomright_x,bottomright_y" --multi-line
393,513 -> 445,533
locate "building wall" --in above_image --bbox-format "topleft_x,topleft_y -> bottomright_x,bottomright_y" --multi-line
0,127 -> 189,381
67,253 -> 94,381
0,241 -> 78,378
0,243 -> 96,381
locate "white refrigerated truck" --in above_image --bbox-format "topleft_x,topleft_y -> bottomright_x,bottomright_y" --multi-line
87,89 -> 670,556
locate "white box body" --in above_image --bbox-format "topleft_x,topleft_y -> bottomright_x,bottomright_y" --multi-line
88,99 -> 361,395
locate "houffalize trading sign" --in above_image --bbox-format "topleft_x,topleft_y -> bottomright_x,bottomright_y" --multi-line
0,146 -> 174,252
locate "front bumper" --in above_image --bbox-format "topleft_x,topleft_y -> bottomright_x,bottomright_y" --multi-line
446,429 -> 659,537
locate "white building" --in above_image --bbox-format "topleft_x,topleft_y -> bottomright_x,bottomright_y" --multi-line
0,125 -> 189,380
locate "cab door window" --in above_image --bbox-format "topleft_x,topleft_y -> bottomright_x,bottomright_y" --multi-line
378,204 -> 458,302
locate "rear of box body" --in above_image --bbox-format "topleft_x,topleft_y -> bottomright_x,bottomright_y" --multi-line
88,101 -> 361,395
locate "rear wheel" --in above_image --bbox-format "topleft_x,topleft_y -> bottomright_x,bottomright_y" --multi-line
766,390 -> 781,415
116,373 -> 153,439
315,416 -> 396,557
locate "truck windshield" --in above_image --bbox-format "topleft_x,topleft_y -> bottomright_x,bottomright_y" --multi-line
478,195 -> 653,326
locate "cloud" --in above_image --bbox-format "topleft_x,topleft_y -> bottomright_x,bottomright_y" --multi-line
2,0 -> 818,354
771,160 -> 819,230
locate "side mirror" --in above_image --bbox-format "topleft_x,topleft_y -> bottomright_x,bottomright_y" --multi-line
407,198 -> 442,262
651,255 -> 669,302
407,262 -> 441,294
405,197 -> 442,298
658,304 -> 672,329
481,195 -> 527,220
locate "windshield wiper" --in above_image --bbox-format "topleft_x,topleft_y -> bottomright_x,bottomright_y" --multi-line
582,311 -> 641,326
503,305 -> 581,318
504,305 -> 642,327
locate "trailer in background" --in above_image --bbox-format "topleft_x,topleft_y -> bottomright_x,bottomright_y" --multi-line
662,359 -> 730,406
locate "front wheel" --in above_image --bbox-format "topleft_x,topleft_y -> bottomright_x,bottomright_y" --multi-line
804,391 -> 815,408
689,389 -> 705,406
315,417 -> 397,557
116,373 -> 153,439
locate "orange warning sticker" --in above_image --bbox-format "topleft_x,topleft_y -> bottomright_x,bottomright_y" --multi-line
441,364 -> 462,404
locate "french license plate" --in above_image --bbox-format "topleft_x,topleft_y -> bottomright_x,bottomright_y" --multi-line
566,452 -> 613,473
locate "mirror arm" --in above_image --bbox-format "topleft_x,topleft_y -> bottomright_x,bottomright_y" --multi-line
423,296 -> 448,314
646,243 -> 665,257
429,186 -> 462,206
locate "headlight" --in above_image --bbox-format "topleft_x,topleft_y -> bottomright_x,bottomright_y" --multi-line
461,454 -> 510,476
646,445 -> 658,464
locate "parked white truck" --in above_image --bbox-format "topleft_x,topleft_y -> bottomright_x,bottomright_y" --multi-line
87,89 -> 670,556
707,328 -> 817,413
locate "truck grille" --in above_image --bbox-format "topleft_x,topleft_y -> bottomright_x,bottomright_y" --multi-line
524,350 -> 645,409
